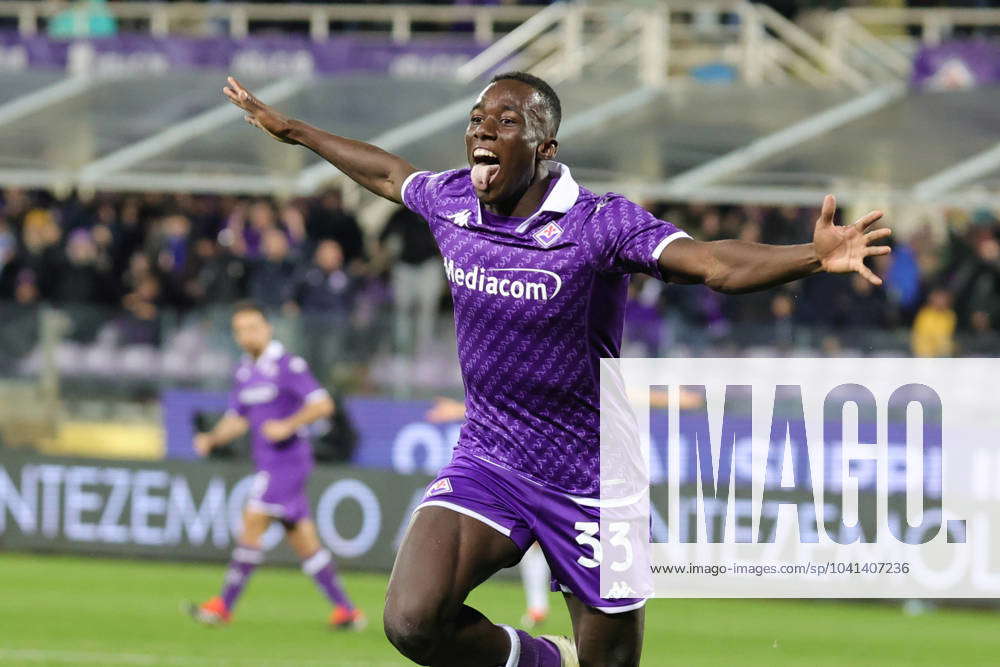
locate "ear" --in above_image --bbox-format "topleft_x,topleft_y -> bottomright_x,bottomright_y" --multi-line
537,137 -> 558,161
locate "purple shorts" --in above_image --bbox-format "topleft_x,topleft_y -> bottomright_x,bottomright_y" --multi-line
247,466 -> 311,524
417,450 -> 645,614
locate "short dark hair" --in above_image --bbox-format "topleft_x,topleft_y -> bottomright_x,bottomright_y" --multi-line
233,300 -> 267,319
489,71 -> 561,136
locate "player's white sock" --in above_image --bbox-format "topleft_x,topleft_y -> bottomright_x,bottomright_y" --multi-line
520,545 -> 550,614
501,624 -> 521,667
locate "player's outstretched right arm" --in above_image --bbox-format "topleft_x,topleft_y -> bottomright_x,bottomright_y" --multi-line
223,76 -> 417,204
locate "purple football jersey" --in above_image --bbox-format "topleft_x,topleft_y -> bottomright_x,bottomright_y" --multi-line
402,163 -> 688,496
227,341 -> 328,472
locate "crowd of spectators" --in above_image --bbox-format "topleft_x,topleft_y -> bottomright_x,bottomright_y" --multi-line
1,186 -> 998,383
631,200 -> 1000,357
0,187 -> 383,345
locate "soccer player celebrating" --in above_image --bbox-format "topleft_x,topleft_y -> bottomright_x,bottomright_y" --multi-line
224,73 -> 890,665
189,302 -> 363,630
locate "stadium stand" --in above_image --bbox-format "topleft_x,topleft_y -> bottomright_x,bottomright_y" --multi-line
0,2 -> 998,430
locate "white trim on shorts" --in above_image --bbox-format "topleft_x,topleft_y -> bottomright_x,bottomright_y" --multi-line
417,500 -> 513,538
594,599 -> 647,614
247,499 -> 286,517
559,582 -> 648,614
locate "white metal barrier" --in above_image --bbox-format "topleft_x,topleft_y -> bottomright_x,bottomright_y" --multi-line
5,2 -> 1000,208
0,1 -> 538,43
842,6 -> 1000,47
2,1 -> 953,90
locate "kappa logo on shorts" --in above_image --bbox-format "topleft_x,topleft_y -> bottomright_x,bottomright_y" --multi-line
426,478 -> 453,496
533,221 -> 564,248
604,580 -> 640,599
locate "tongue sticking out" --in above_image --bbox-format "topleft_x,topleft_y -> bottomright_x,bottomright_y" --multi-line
471,163 -> 500,192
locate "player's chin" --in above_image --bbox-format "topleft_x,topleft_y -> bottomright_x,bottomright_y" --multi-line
473,185 -> 501,204
476,178 -> 514,204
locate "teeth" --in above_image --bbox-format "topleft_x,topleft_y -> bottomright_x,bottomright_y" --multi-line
473,148 -> 498,159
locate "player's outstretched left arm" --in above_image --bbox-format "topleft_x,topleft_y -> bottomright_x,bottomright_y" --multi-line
658,195 -> 890,294
222,77 -> 417,204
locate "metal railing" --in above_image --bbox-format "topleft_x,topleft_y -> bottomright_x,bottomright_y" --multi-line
8,3 -> 1000,208
1,1 -> 938,91
0,1 -> 539,43
842,6 -> 1000,47
827,10 -> 913,85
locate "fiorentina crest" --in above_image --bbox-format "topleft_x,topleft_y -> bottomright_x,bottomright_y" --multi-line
533,221 -> 564,248
426,478 -> 453,496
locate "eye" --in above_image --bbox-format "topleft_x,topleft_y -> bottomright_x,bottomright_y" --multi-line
501,117 -> 517,126
470,115 -> 483,124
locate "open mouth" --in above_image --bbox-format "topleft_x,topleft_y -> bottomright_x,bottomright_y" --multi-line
471,148 -> 501,191
472,147 -> 500,166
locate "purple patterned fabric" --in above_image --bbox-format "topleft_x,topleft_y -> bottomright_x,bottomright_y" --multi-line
402,163 -> 688,495
227,340 -> 327,472
419,449 -> 644,610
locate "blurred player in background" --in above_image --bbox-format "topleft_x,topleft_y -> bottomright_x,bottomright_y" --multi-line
224,72 -> 889,666
427,397 -> 551,630
188,301 -> 364,630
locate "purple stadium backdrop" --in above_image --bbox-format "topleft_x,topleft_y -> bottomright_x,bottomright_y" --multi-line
0,32 -> 483,78
912,41 -> 1000,89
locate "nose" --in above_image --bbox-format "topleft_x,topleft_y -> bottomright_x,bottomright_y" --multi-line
474,116 -> 498,141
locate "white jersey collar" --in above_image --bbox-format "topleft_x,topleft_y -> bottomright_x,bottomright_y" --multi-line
537,162 -> 580,215
243,340 -> 284,367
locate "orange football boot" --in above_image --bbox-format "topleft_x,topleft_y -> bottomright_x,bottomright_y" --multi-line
329,606 -> 366,631
188,596 -> 231,626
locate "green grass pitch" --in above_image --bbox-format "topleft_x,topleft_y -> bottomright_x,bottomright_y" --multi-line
1,552 -> 997,666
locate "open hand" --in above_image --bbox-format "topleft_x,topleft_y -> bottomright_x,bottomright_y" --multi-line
813,195 -> 891,285
223,76 -> 298,145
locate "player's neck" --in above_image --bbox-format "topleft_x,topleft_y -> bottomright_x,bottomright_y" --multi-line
484,162 -> 555,218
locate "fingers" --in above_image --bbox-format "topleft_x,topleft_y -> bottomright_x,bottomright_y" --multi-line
853,209 -> 884,230
856,263 -> 883,286
864,227 -> 892,242
230,76 -> 253,103
227,76 -> 246,95
865,245 -> 891,257
224,76 -> 256,108
224,86 -> 250,110
817,194 -> 836,226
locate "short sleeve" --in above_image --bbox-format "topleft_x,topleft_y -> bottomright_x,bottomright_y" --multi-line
596,196 -> 690,276
400,170 -> 436,222
284,355 -> 329,404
